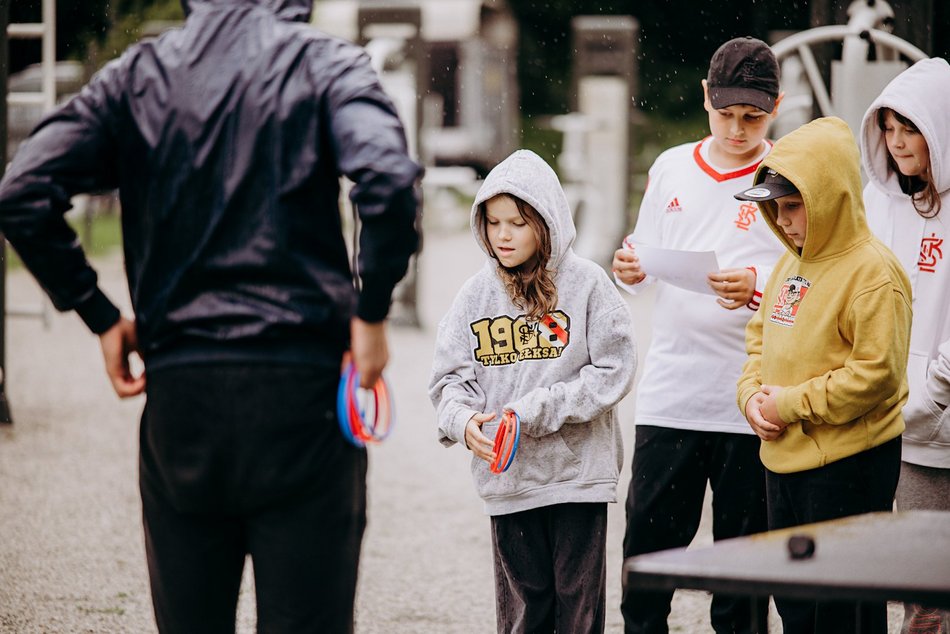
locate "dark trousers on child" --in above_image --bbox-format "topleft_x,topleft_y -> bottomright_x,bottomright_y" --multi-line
766,436 -> 901,634
622,425 -> 768,634
491,502 -> 608,634
139,364 -> 367,634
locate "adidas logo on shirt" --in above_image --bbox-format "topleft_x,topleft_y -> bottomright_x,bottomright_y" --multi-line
665,197 -> 683,213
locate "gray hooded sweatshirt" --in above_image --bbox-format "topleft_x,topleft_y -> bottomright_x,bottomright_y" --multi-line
429,150 -> 637,515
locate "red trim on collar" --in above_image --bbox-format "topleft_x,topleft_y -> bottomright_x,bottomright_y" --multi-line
692,137 -> 773,182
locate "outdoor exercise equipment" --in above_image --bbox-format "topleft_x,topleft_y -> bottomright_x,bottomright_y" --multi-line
770,0 -> 927,140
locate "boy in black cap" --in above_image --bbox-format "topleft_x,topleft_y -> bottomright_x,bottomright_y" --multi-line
706,36 -> 782,113
613,36 -> 784,633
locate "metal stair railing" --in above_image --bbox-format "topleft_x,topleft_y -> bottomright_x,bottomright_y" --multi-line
7,6 -> 55,111
0,0 -> 57,424
5,0 -> 56,327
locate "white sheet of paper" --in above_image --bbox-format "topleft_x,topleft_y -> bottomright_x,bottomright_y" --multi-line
628,242 -> 721,296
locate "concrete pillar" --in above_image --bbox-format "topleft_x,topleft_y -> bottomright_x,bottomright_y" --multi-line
567,15 -> 637,269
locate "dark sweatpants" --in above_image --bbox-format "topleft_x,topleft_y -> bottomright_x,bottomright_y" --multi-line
139,364 -> 367,634
766,436 -> 901,634
622,425 -> 768,634
491,502 -> 608,634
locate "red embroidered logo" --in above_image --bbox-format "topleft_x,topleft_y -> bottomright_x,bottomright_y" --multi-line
735,202 -> 758,231
919,233 -> 944,273
665,197 -> 683,213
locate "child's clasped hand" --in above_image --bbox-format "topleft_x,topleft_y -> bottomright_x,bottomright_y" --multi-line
744,385 -> 789,441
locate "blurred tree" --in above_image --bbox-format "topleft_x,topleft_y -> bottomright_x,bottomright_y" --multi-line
509,0 -> 945,118
8,0 -> 946,115
85,0 -> 183,71
9,0 -> 110,73
509,0 -> 812,117
8,0 -> 182,76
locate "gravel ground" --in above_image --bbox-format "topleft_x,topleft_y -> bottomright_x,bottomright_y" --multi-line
0,216 -> 902,632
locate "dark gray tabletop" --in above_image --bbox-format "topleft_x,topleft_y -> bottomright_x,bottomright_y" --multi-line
623,511 -> 950,607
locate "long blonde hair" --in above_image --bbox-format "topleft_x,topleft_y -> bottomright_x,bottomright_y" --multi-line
878,107 -> 941,218
479,194 -> 558,322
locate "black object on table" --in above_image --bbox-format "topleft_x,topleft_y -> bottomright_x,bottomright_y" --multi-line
623,511 -> 950,633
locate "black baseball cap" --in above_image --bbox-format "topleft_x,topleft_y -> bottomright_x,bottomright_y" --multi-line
734,168 -> 799,201
707,36 -> 780,112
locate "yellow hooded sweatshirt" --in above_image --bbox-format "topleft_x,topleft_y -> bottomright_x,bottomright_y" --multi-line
736,117 -> 912,474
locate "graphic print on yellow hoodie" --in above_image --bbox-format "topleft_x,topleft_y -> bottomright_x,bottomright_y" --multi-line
736,117 -> 912,474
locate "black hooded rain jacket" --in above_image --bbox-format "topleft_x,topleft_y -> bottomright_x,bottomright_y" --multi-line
0,0 -> 421,369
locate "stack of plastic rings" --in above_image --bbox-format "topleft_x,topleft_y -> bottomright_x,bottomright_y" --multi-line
489,410 -> 520,474
336,362 -> 393,447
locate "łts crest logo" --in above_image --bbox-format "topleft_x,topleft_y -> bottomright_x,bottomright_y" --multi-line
735,202 -> 758,231
769,276 -> 811,327
919,233 -> 944,273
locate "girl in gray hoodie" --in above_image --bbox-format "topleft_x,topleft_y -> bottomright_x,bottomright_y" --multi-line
429,150 -> 637,633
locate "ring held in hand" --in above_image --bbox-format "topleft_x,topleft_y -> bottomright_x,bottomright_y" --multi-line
490,410 -> 520,474
336,362 -> 393,447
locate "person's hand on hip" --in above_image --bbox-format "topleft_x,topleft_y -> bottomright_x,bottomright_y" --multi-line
99,316 -> 146,397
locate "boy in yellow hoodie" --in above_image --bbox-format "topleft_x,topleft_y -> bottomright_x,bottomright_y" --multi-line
735,117 -> 912,634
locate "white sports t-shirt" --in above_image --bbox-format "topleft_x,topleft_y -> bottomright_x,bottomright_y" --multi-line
618,137 -> 786,434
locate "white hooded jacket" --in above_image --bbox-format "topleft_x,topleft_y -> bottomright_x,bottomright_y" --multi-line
429,150 -> 637,515
861,57 -> 950,468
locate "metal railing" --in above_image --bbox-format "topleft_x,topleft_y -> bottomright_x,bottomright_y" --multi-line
1,0 -> 58,423
5,0 -> 55,327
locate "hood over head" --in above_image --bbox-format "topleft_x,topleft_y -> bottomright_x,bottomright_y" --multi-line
471,150 -> 576,269
861,57 -> 950,197
751,117 -> 870,261
180,0 -> 312,21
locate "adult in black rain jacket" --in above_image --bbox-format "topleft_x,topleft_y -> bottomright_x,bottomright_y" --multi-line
0,0 -> 421,630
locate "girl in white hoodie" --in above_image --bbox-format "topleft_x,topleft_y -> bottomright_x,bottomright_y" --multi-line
429,150 -> 636,633
861,57 -> 950,634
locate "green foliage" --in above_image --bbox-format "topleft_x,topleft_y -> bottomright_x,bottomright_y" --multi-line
4,210 -> 123,270
75,209 -> 124,259
520,115 -> 563,169
87,0 -> 185,69
519,107 -> 708,234
8,1 -> 110,70
638,109 -> 710,156
509,0 -> 629,115
507,0 -> 811,117
9,0 -> 185,75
